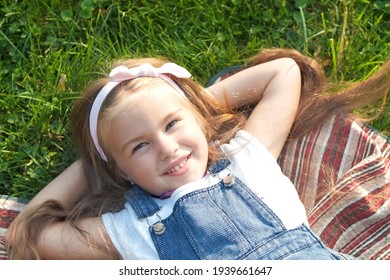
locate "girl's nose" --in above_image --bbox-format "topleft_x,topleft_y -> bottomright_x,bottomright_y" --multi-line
158,134 -> 179,160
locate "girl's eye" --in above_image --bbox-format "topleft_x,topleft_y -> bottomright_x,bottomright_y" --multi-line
133,142 -> 147,153
166,120 -> 177,131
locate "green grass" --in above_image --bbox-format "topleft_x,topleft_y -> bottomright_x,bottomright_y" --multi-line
1,0 -> 389,199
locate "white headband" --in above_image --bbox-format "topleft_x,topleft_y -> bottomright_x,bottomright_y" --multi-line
89,62 -> 192,162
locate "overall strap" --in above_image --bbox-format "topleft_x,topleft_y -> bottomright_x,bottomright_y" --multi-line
125,185 -> 160,219
208,158 -> 231,174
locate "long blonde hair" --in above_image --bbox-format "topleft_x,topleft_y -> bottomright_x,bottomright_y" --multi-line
7,48 -> 389,259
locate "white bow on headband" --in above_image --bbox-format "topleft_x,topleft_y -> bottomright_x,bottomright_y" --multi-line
89,62 -> 192,162
109,63 -> 191,82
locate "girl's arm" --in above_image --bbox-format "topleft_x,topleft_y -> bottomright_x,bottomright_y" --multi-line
36,217 -> 117,259
207,58 -> 301,159
26,160 -> 87,211
5,160 -> 111,259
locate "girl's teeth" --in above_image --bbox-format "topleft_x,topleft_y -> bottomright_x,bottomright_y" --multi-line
168,157 -> 188,174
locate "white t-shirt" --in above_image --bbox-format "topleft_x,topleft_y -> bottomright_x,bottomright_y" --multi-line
102,130 -> 309,259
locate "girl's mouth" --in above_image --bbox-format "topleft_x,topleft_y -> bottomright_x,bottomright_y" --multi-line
164,154 -> 191,175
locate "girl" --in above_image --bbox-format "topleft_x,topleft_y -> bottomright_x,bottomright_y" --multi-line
6,49 -> 390,259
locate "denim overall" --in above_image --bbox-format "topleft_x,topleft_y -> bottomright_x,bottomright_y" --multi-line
125,159 -> 353,260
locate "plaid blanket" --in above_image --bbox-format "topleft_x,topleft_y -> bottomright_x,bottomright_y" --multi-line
0,196 -> 27,260
0,113 -> 388,259
279,114 -> 389,259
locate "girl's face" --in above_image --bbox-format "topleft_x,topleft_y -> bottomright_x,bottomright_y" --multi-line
107,82 -> 209,197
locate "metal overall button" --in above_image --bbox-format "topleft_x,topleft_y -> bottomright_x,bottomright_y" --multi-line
148,213 -> 165,235
223,172 -> 235,188
153,222 -> 166,235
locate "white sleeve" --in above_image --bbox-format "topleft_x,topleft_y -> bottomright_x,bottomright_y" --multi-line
101,203 -> 160,260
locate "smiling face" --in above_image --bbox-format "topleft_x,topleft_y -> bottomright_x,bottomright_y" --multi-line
106,80 -> 209,197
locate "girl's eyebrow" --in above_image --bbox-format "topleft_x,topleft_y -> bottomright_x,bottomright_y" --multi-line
120,108 -> 183,152
159,108 -> 183,125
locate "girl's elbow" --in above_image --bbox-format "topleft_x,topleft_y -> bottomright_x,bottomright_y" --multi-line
283,58 -> 302,95
283,58 -> 301,78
